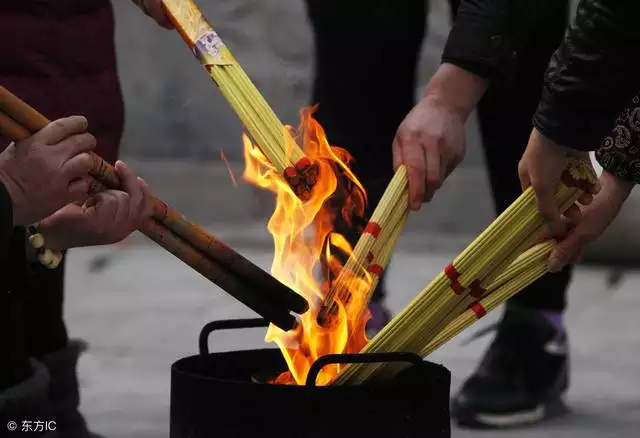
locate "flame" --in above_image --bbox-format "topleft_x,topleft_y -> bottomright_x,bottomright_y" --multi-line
242,106 -> 372,385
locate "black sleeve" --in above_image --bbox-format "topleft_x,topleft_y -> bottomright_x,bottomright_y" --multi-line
532,0 -> 640,152
0,181 -> 14,256
441,0 -> 563,85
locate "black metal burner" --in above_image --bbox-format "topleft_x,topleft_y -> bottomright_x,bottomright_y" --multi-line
170,318 -> 451,438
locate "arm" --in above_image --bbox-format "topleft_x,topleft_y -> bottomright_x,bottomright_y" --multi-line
442,0 -> 563,85
533,0 -> 640,152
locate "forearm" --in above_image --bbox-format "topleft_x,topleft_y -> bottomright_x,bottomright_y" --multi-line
533,0 -> 640,152
422,63 -> 488,121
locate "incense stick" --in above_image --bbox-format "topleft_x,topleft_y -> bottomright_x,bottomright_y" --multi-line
334,156 -> 596,385
161,0 -> 317,200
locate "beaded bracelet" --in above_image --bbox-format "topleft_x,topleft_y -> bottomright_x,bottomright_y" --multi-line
26,224 -> 63,269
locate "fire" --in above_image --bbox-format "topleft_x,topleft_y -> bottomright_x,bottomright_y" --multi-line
242,107 -> 372,385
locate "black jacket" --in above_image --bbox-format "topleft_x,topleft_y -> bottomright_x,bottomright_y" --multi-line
442,0 -> 640,154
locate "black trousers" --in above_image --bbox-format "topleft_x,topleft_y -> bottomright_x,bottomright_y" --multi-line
0,237 -> 68,390
306,0 -> 571,312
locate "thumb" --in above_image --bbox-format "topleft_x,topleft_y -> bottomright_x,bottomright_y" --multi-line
548,228 -> 589,273
532,179 -> 565,236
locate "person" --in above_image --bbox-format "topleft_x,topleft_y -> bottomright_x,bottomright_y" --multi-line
305,0 -> 573,427
517,1 -> 640,273
0,1 -> 172,436
392,0 -> 640,429
0,116 -> 154,437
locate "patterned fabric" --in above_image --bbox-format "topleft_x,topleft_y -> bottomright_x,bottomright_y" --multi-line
596,94 -> 640,183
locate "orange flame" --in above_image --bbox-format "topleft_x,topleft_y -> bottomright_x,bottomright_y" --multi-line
242,107 -> 372,385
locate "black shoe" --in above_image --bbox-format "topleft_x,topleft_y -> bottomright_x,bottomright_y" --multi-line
451,305 -> 569,429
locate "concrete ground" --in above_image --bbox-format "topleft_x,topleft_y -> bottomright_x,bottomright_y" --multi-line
63,228 -> 640,438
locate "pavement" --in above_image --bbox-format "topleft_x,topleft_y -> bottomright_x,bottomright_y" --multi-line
60,227 -> 640,438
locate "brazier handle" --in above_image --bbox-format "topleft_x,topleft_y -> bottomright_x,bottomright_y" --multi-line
305,352 -> 425,386
199,318 -> 270,355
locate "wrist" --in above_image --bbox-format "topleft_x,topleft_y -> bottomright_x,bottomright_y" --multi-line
0,170 -> 25,226
603,170 -> 634,201
421,63 -> 489,121
36,219 -> 68,252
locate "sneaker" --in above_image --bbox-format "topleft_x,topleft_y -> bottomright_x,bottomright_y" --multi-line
366,301 -> 391,338
451,305 -> 569,429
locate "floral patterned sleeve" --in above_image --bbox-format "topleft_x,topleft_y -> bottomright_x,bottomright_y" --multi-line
595,94 -> 640,183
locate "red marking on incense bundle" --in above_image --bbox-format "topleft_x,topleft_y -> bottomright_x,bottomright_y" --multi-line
295,157 -> 312,170
560,170 -> 594,193
444,264 -> 464,295
284,166 -> 297,178
366,252 -> 374,264
363,222 -> 381,238
470,302 -> 487,318
367,264 -> 384,277
469,279 -> 486,299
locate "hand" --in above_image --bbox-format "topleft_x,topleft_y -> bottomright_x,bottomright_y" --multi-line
392,63 -> 488,211
134,0 -> 175,29
0,116 -> 96,226
548,170 -> 633,272
393,94 -> 466,210
38,161 -> 154,251
518,128 -> 599,236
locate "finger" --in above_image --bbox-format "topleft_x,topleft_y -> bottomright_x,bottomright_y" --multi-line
532,179 -> 565,236
562,203 -> 582,226
399,136 -> 426,211
38,116 -> 89,145
548,227 -> 590,273
57,132 -> 97,159
423,144 -> 441,202
577,192 -> 593,206
67,177 -> 91,202
60,152 -> 93,180
115,161 -> 143,220
518,160 -> 531,192
145,0 -> 175,29
392,137 -> 403,171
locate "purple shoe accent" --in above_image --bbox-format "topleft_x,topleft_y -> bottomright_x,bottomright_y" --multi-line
366,301 -> 391,336
541,311 -> 565,340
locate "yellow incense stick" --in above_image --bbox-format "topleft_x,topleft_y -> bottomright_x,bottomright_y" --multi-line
162,0 -> 318,200
334,156 -> 596,385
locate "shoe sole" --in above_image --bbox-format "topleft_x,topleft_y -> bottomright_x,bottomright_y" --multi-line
453,396 -> 568,429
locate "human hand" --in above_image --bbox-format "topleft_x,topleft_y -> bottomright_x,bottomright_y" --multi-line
133,0 -> 175,29
393,94 -> 466,210
547,170 -> 633,272
0,116 -> 96,226
38,161 -> 154,251
392,63 -> 488,211
518,128 -> 599,236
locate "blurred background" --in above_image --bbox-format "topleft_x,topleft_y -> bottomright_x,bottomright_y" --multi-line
62,0 -> 640,437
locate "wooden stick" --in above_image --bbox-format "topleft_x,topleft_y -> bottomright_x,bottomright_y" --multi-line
0,84 -> 308,315
0,89 -> 306,328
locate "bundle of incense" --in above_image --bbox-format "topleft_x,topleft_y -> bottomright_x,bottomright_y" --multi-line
0,85 -> 308,330
161,0 -> 317,200
334,156 -> 597,385
317,166 -> 409,325
366,240 -> 555,383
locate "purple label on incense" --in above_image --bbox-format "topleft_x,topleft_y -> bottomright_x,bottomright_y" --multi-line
193,31 -> 231,66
